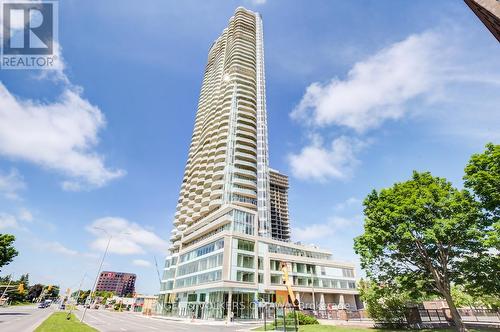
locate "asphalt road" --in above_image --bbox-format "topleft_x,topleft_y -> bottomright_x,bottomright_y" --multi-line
74,309 -> 255,332
0,304 -> 54,332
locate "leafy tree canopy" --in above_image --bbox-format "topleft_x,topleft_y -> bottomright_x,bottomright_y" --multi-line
464,143 -> 500,222
0,234 -> 18,271
354,171 -> 488,331
460,143 -> 500,296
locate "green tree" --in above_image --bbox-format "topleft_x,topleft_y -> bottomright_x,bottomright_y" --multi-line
451,285 -> 479,308
7,274 -> 29,304
95,290 -> 114,304
461,143 -> 500,296
45,285 -> 59,299
354,171 -> 487,332
76,290 -> 91,304
27,284 -> 43,302
0,234 -> 18,271
451,284 -> 500,310
358,279 -> 416,328
464,143 -> 500,223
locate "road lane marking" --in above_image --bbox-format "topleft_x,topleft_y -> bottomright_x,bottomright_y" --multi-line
92,311 -> 159,330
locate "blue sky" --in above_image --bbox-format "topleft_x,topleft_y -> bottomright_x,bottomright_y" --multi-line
0,0 -> 499,295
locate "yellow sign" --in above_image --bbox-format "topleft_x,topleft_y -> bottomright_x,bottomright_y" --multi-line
275,290 -> 288,305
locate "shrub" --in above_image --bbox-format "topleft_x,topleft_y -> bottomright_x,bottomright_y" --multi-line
286,311 -> 319,325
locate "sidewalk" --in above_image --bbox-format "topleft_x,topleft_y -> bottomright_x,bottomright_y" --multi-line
318,318 -> 375,328
149,314 -> 262,327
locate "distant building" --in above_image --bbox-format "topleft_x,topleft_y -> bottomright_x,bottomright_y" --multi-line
96,271 -> 136,296
269,169 -> 291,241
132,294 -> 158,314
464,0 -> 500,42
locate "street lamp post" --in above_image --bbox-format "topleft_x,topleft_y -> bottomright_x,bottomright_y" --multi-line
80,228 -> 112,323
67,272 -> 86,320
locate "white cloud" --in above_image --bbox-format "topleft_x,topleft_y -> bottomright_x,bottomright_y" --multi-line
289,28 -> 500,182
0,83 -> 125,190
28,237 -> 98,259
0,213 -> 22,230
293,216 -> 357,242
288,136 -> 366,181
87,217 -> 169,255
18,208 -> 33,222
132,259 -> 152,267
249,0 -> 267,5
333,197 -> 361,211
35,42 -> 69,84
0,168 -> 25,200
44,241 -> 78,256
291,31 -> 444,133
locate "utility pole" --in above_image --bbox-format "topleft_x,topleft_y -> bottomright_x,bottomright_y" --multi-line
0,275 -> 12,305
81,230 -> 112,323
68,273 -> 86,319
80,228 -> 129,323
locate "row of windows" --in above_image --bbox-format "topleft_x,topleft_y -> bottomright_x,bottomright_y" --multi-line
234,271 -> 265,284
236,253 -> 254,269
232,209 -> 255,235
179,239 -> 224,263
234,173 -> 257,183
177,253 -> 223,277
175,269 -> 222,288
164,256 -> 178,269
237,238 -> 254,252
232,193 -> 257,207
269,260 -> 354,279
183,223 -> 230,249
160,280 -> 173,291
268,244 -> 331,259
269,274 -> 355,289
236,270 -> 254,282
270,260 -> 312,274
162,268 -> 175,280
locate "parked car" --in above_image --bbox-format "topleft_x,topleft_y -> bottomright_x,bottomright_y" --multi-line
38,301 -> 50,308
59,303 -> 66,310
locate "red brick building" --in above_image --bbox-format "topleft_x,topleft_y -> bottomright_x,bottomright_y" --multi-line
96,271 -> 136,296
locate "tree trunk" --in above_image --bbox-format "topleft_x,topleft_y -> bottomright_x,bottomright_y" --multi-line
442,290 -> 467,332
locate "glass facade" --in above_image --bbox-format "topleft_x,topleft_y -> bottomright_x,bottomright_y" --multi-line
232,209 -> 255,235
175,270 -> 222,288
183,224 -> 230,249
179,239 -> 224,263
237,239 -> 255,251
177,253 -> 223,277
236,270 -> 255,282
268,244 -> 331,259
236,253 -> 255,269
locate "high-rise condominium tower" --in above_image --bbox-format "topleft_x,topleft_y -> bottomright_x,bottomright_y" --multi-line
269,169 -> 291,241
171,6 -> 270,243
160,7 -> 359,320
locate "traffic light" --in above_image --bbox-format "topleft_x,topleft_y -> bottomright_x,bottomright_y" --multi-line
17,283 -> 24,294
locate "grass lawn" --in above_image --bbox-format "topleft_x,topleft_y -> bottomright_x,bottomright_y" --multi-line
35,312 -> 97,332
254,324 -> 498,332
